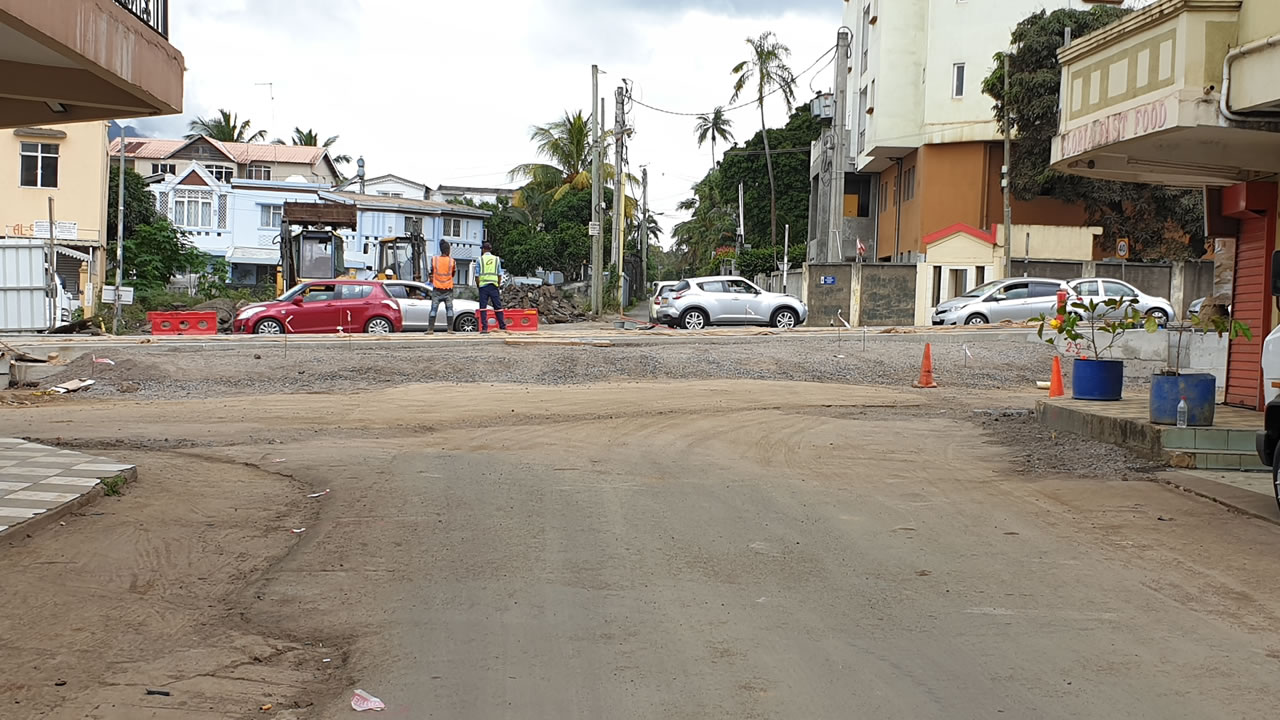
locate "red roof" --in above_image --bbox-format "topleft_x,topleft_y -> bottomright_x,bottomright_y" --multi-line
109,136 -> 330,166
922,223 -> 997,246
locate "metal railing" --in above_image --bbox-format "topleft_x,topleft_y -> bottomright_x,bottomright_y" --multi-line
114,0 -> 168,38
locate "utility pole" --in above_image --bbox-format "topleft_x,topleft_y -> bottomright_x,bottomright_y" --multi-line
782,224 -> 790,295
640,166 -> 649,289
828,27 -> 852,262
612,85 -> 626,309
590,64 -> 603,317
736,182 -> 745,276
1002,52 -> 1014,279
113,130 -> 125,334
46,198 -> 56,331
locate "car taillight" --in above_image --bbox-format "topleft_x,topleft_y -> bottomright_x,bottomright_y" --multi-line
674,291 -> 686,299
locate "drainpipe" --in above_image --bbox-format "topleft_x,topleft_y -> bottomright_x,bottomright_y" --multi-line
1221,33 -> 1280,122
893,157 -> 904,262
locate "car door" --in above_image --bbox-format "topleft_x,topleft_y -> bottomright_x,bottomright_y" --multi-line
336,283 -> 377,332
291,282 -> 339,333
986,282 -> 1031,322
1071,280 -> 1102,319
725,278 -> 769,324
696,280 -> 734,322
1026,281 -> 1065,320
1102,280 -> 1140,313
387,283 -> 430,330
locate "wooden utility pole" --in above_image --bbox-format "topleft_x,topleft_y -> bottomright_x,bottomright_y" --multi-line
612,86 -> 626,308
1002,52 -> 1014,279
590,65 -> 603,316
640,166 -> 648,288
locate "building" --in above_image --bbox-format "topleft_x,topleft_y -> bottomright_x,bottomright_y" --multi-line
109,135 -> 341,186
817,0 -> 1088,262
430,185 -> 517,206
143,165 -> 489,288
1048,0 -> 1280,410
0,0 -> 183,129
337,173 -> 432,200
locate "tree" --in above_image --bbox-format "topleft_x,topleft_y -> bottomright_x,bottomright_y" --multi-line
982,8 -> 1204,261
107,168 -> 216,299
673,171 -> 738,270
187,109 -> 267,143
694,107 -> 735,172
509,110 -> 635,219
730,31 -> 797,248
274,127 -> 352,165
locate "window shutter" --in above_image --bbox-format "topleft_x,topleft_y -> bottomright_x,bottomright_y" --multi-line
157,191 -> 169,216
218,195 -> 228,229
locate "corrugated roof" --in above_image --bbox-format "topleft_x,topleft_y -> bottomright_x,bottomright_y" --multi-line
325,191 -> 491,217
108,137 -> 329,165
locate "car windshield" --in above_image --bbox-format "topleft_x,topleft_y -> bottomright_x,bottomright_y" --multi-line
961,280 -> 1004,298
276,284 -> 307,302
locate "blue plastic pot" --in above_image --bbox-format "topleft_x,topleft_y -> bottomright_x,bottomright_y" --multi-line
1149,372 -> 1216,426
1072,358 -> 1124,401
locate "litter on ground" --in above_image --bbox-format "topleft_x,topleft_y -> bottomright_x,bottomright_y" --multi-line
351,689 -> 386,711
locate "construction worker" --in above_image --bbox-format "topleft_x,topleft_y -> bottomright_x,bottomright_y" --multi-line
427,241 -> 456,334
474,241 -> 507,333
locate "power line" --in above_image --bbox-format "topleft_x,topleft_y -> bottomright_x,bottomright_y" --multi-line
628,44 -> 838,118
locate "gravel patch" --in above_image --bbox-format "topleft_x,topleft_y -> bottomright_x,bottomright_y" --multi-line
974,408 -> 1163,480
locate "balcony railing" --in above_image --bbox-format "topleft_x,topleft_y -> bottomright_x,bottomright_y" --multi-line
114,0 -> 169,38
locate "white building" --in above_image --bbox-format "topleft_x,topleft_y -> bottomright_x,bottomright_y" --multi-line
430,185 -> 516,206
337,173 -> 431,200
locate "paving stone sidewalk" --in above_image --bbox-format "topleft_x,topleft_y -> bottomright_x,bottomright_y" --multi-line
0,438 -> 135,535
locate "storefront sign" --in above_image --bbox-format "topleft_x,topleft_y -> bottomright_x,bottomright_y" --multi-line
1059,96 -> 1174,159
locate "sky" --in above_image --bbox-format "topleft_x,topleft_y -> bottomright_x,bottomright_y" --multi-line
134,0 -> 842,247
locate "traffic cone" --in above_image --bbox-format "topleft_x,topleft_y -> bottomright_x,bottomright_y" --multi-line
1049,356 -> 1065,398
913,343 -> 938,389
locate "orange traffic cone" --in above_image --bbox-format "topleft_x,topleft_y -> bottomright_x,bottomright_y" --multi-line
913,343 -> 938,389
1049,356 -> 1065,398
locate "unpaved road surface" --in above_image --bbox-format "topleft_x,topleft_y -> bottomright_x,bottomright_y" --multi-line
3,379 -> 1280,718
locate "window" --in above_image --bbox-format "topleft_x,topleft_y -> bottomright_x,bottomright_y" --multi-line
1030,282 -> 1062,298
1103,280 -> 1137,298
173,189 -> 214,228
377,191 -> 404,198
903,167 -> 916,201
442,218 -> 463,237
860,5 -> 870,73
339,284 -> 375,300
260,204 -> 283,229
1000,283 -> 1029,301
952,63 -> 966,98
699,280 -> 728,293
247,165 -> 271,180
879,181 -> 889,212
1074,280 -> 1100,297
301,283 -> 338,303
726,279 -> 759,294
207,164 -> 234,183
20,142 -> 58,188
151,163 -> 176,176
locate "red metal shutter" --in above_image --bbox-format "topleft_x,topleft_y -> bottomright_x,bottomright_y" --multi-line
1225,215 -> 1271,410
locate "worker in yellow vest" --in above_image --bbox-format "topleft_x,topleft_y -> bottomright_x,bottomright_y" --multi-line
473,242 -> 507,333
426,241 -> 457,334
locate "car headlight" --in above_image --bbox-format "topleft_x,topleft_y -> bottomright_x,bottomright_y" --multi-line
237,307 -> 266,321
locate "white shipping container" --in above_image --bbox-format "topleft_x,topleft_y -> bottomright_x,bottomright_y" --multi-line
0,237 -> 56,332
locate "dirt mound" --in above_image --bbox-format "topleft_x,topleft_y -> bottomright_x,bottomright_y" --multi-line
46,354 -> 174,387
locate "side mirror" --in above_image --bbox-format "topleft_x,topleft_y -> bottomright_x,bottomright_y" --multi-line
363,242 -> 371,255
992,293 -> 1007,302
291,296 -> 304,306
1272,250 -> 1280,297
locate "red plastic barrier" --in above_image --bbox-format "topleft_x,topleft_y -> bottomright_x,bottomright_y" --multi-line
476,308 -> 538,332
147,311 -> 219,335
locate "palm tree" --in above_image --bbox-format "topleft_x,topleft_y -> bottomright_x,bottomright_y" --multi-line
730,31 -> 797,248
273,127 -> 352,165
673,174 -> 737,270
509,110 -> 636,210
186,109 -> 267,143
694,107 -> 735,171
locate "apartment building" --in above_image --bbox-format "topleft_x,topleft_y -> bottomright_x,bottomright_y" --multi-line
846,0 -> 1088,261
110,135 -> 342,186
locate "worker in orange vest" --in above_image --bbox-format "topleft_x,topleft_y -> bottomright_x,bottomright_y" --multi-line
426,241 -> 457,334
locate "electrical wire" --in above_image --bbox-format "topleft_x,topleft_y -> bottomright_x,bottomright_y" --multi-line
628,44 -> 838,118
808,51 -> 837,95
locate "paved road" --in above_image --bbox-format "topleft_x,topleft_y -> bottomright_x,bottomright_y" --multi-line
7,381 -> 1280,718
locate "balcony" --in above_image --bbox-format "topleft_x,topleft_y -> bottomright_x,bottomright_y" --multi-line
0,0 -> 184,128
1051,0 -> 1280,187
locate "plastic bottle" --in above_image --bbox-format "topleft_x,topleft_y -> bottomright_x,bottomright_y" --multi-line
1177,396 -> 1189,428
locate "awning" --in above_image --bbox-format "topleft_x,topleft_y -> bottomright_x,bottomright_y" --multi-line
55,246 -> 91,262
226,246 -> 281,266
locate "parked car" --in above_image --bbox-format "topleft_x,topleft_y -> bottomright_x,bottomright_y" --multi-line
658,275 -> 807,329
233,279 -> 404,335
383,280 -> 480,333
932,277 -> 1068,325
1188,297 -> 1232,318
1067,278 -> 1175,324
649,281 -> 679,323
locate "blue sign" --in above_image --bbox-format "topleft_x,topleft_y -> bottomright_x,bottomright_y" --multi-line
820,275 -> 837,286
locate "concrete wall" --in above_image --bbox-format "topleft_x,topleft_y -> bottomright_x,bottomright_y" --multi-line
805,263 -> 855,328
1224,0 -> 1279,111
1095,262 -> 1172,298
995,224 -> 1100,262
1013,260 -> 1085,280
858,263 -> 917,326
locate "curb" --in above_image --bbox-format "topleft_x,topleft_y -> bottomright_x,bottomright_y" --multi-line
1152,469 -> 1279,527
0,467 -> 137,544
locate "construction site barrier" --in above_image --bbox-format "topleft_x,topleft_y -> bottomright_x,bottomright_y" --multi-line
477,309 -> 538,332
147,311 -> 218,335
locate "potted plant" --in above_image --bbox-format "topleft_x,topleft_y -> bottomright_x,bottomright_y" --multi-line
1149,304 -> 1251,426
1035,296 -> 1155,401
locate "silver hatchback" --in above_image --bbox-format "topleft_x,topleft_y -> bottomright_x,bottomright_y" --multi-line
658,276 -> 808,330
932,277 -> 1068,326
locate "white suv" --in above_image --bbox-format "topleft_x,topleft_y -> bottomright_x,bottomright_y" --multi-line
658,276 -> 807,330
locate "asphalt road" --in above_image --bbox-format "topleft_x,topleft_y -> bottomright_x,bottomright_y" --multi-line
6,381 -> 1280,718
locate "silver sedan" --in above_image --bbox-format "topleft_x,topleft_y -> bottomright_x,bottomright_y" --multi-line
1067,277 -> 1176,324
383,281 -> 480,332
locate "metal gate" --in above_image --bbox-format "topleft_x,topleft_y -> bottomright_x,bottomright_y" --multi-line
0,237 -> 53,332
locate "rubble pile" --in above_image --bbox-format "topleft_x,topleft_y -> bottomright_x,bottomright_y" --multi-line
500,285 -> 588,324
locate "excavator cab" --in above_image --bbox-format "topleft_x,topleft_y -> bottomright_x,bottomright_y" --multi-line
375,217 -> 428,282
276,201 -> 359,295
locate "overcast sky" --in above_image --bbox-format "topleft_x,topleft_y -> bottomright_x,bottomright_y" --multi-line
134,0 -> 840,245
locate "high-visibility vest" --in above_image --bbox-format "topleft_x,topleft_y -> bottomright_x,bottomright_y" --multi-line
478,253 -> 500,286
431,256 -> 455,290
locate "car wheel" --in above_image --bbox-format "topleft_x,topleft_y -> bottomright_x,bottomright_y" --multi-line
365,316 -> 394,334
255,318 -> 284,335
1147,308 -> 1169,325
454,313 -> 479,333
680,308 -> 708,330
771,308 -> 798,329
965,314 -> 989,326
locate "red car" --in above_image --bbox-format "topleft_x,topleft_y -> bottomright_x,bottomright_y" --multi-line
233,279 -> 404,335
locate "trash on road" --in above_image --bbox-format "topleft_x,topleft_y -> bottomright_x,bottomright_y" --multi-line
307,489 -> 331,498
92,356 -> 116,365
351,689 -> 386,711
260,703 -> 273,712
52,379 -> 95,394
291,528 -> 307,534
145,688 -> 171,697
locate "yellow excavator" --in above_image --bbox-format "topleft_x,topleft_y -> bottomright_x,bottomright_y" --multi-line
276,201 -> 359,295
374,218 -> 428,282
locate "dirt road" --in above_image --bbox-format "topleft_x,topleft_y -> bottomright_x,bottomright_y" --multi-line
3,380 -> 1280,718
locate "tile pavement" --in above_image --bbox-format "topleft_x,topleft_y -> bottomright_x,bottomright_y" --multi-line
0,438 -> 135,536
